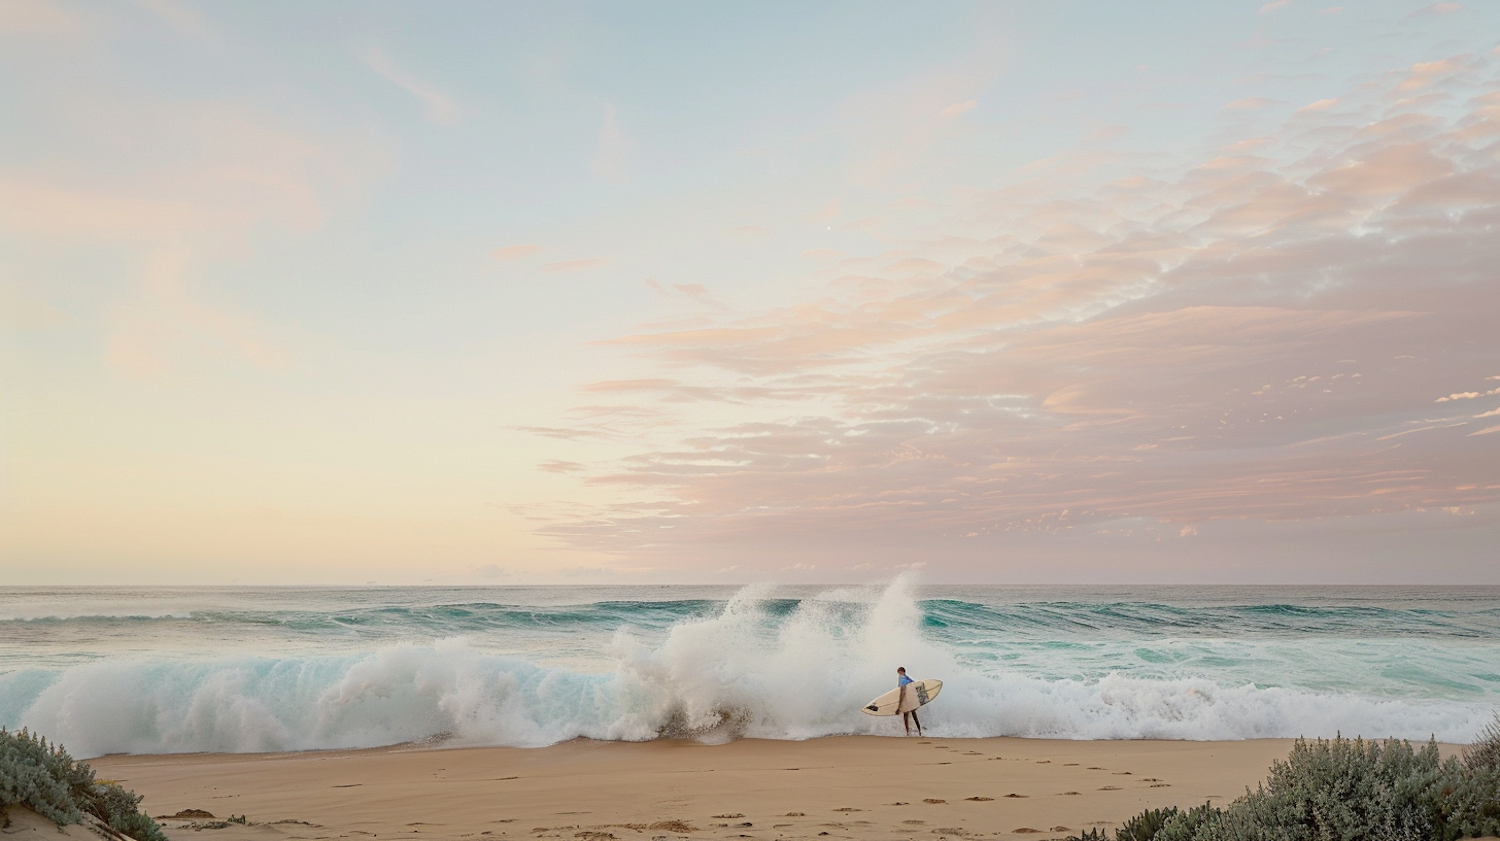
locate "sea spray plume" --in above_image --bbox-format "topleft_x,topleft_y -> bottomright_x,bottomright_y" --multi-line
609,575 -> 949,741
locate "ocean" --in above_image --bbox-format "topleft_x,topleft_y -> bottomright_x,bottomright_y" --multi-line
2,579 -> 1497,757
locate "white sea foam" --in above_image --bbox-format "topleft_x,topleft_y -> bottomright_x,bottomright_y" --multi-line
7,577 -> 1495,757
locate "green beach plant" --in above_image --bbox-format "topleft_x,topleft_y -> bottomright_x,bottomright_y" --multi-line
0,728 -> 90,826
1463,712 -> 1500,773
1079,717 -> 1500,841
0,728 -> 166,841
1113,806 -> 1180,841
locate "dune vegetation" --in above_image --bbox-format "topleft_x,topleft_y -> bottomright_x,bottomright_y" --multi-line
0,727 -> 165,841
1071,716 -> 1500,841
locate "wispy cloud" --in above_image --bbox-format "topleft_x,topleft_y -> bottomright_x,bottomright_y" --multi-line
939,100 -> 978,118
0,0 -> 78,34
0,98 -> 384,377
540,258 -> 611,273
364,45 -> 460,126
133,0 -> 215,41
108,248 -> 290,377
534,51 -> 1500,568
492,244 -> 541,261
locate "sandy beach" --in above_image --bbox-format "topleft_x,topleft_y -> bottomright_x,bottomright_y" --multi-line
88,737 -> 1306,841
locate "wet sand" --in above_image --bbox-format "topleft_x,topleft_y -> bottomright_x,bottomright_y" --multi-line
89,737 -> 1303,841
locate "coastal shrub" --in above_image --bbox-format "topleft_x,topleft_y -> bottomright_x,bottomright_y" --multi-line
0,728 -> 90,826
0,728 -> 166,841
1207,736 -> 1443,840
1463,712 -> 1500,773
87,780 -> 168,841
1102,726 -> 1500,841
1151,803 -> 1217,841
1115,806 -> 1180,841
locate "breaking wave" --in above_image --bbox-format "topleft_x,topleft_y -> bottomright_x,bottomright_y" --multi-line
3,579 -> 1497,756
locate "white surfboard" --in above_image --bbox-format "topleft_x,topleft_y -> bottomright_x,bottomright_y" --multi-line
861,678 -> 942,716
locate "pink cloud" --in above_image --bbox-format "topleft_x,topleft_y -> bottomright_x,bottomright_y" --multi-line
541,258 -> 611,273
135,0 -> 216,42
492,244 -> 541,261
531,51 -> 1500,571
0,0 -> 77,34
364,45 -> 460,126
939,100 -> 978,118
108,248 -> 290,377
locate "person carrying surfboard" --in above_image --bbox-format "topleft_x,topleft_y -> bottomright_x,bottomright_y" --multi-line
897,667 -> 922,735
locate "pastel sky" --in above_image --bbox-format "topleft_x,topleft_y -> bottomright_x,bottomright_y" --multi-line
4,1 -> 1499,585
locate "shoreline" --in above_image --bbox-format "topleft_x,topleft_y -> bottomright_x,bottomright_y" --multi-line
90,736 -> 1319,841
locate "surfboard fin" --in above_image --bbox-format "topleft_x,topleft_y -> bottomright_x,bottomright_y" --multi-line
865,704 -> 879,711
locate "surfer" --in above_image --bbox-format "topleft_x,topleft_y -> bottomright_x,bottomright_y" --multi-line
897,667 -> 922,735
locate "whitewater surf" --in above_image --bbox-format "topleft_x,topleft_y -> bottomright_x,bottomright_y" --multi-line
3,579 -> 1497,756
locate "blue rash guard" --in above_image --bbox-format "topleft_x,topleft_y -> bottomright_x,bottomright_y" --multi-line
898,674 -> 913,687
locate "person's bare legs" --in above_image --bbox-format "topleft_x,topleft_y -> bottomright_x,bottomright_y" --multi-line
911,709 -> 922,735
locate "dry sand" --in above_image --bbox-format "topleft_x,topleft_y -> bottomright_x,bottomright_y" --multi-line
88,737 -> 1302,841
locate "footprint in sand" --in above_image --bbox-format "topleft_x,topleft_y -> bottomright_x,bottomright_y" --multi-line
963,797 -> 993,802
1002,794 -> 1027,799
1035,760 -> 1051,764
833,808 -> 863,813
784,813 -> 805,817
923,799 -> 947,805
1151,783 -> 1172,788
1098,786 -> 1121,791
903,820 -> 926,825
1050,827 -> 1070,833
1062,763 -> 1079,767
1011,829 -> 1041,835
712,815 -> 744,819
1113,772 -> 1132,775
1059,792 -> 1081,796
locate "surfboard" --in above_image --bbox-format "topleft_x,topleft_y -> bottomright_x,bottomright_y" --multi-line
861,678 -> 942,716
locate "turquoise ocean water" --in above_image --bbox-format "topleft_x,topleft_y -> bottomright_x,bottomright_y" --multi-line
2,580 -> 1497,756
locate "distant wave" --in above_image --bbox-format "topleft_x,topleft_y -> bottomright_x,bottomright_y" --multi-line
4,580 -> 1495,757
7,596 -> 1498,639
